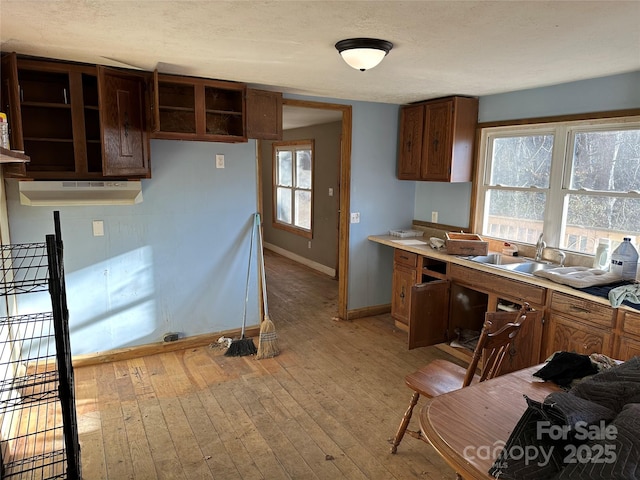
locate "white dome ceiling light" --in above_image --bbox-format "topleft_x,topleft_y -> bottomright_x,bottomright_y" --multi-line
335,38 -> 393,71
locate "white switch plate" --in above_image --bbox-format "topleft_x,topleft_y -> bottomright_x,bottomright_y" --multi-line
328,187 -> 333,197
92,220 -> 104,237
350,212 -> 360,224
431,211 -> 438,223
215,154 -> 225,168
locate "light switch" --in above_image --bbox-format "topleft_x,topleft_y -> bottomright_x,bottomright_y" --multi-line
92,220 -> 104,237
328,187 -> 333,196
216,154 -> 225,168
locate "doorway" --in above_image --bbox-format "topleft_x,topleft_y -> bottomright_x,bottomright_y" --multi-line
257,99 -> 352,319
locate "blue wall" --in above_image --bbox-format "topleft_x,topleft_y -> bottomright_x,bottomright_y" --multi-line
7,140 -> 260,354
414,71 -> 640,228
5,96 -> 410,353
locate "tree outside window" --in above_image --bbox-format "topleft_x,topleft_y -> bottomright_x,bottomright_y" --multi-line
475,117 -> 640,255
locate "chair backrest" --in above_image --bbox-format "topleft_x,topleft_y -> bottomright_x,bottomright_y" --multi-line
462,303 -> 530,387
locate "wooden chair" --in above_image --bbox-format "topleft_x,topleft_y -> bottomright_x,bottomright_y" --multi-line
389,304 -> 531,454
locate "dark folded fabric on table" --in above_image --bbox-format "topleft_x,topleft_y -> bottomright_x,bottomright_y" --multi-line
533,352 -> 599,388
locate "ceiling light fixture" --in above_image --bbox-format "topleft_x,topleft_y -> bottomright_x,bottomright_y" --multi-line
335,38 -> 393,71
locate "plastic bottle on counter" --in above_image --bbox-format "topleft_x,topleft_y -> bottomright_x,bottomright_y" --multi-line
610,237 -> 638,281
593,238 -> 610,270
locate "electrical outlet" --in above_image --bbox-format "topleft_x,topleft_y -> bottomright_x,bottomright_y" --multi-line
308,240 -> 312,249
431,211 -> 438,223
92,220 -> 104,236
350,212 -> 360,224
215,154 -> 225,168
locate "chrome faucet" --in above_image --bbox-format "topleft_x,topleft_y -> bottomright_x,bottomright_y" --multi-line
535,233 -> 546,262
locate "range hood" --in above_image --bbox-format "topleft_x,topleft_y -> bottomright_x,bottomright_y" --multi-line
18,180 -> 143,206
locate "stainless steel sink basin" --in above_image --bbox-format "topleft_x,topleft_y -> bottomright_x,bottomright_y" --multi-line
467,254 -> 560,276
467,254 -> 526,265
500,261 -> 559,275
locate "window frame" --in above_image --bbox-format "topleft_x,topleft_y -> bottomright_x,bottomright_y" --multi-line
474,115 -> 640,254
271,139 -> 314,239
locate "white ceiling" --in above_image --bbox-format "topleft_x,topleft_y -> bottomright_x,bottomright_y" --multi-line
1,1 -> 639,108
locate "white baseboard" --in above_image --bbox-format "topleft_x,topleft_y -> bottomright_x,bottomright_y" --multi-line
264,242 -> 336,277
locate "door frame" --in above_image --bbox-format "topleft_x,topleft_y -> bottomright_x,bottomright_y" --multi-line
257,98 -> 352,320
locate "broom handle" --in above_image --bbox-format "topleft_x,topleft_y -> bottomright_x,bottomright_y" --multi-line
242,213 -> 257,337
257,213 -> 269,318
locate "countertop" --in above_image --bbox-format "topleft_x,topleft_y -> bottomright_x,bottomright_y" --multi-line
368,234 -> 630,310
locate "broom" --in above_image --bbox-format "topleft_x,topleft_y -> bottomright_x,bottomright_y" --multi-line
256,213 -> 280,359
225,214 -> 258,357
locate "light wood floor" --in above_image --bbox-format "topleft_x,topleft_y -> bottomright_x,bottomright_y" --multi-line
75,250 -> 459,479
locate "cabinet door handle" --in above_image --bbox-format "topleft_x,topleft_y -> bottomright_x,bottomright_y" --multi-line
569,305 -> 590,314
433,137 -> 439,152
123,111 -> 130,138
400,287 -> 405,300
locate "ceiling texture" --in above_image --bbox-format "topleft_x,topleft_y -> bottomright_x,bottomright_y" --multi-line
1,1 -> 639,106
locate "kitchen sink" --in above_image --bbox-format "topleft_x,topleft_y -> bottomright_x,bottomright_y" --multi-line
467,254 -> 560,276
467,254 -> 526,266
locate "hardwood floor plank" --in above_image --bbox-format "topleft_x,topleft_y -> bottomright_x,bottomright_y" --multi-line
74,250 -> 458,479
121,400 -> 158,479
195,387 -> 265,479
214,380 -> 293,479
137,397 -> 186,480
178,394 -> 243,480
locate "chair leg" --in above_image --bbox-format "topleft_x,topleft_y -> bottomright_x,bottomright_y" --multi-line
390,391 -> 420,454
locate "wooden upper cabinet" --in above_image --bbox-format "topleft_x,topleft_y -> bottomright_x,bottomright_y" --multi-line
98,67 -> 150,177
246,89 -> 282,140
1,53 -> 27,177
151,71 -> 247,142
398,96 -> 478,182
2,55 -> 150,179
1,53 -> 23,151
397,104 -> 424,179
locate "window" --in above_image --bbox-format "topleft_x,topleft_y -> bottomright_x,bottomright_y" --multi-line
272,140 -> 314,237
475,116 -> 640,255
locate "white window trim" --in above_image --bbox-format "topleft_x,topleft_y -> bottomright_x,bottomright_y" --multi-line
474,115 -> 640,251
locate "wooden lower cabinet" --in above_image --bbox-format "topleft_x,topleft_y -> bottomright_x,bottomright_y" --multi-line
544,313 -> 613,358
617,337 -> 640,360
391,250 -> 418,328
391,255 -> 544,372
409,281 -> 450,349
543,291 -> 615,358
615,310 -> 640,360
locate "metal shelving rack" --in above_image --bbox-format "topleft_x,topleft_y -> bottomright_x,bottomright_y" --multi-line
0,212 -> 80,479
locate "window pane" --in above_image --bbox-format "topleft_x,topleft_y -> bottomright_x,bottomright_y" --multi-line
276,187 -> 292,223
277,151 -> 292,187
571,129 -> 640,193
296,150 -> 312,189
564,194 -> 640,253
483,189 -> 546,243
490,135 -> 553,188
295,190 -> 311,229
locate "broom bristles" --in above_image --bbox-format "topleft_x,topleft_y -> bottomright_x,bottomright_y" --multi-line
256,315 -> 279,359
224,336 -> 257,357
